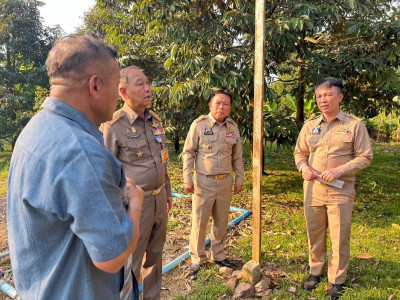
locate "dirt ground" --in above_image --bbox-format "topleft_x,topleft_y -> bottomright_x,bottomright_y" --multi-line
0,195 -> 12,300
160,210 -> 251,299
0,194 -> 251,299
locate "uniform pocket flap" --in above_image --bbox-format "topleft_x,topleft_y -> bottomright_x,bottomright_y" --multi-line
339,134 -> 353,142
127,139 -> 147,149
224,136 -> 237,144
308,135 -> 321,144
200,134 -> 218,143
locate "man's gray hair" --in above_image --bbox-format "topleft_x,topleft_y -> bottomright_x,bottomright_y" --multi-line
119,66 -> 143,89
46,34 -> 117,84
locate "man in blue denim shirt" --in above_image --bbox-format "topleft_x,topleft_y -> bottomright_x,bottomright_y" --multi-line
7,34 -> 143,299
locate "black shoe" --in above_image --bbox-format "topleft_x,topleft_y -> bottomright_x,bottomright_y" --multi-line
214,258 -> 234,268
326,283 -> 344,299
302,274 -> 322,290
189,264 -> 200,275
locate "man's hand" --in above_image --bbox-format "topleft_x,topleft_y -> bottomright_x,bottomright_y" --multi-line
167,197 -> 173,212
233,184 -> 243,194
126,178 -> 144,213
301,165 -> 320,181
320,168 -> 343,182
184,182 -> 194,194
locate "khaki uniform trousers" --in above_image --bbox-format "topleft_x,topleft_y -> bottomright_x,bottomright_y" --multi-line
304,182 -> 355,284
190,172 -> 233,265
131,188 -> 167,300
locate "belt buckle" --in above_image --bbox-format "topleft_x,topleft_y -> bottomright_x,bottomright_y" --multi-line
215,174 -> 226,180
152,186 -> 162,195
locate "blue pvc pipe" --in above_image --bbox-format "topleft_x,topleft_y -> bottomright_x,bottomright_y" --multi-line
0,252 -> 19,299
138,199 -> 251,293
0,280 -> 18,299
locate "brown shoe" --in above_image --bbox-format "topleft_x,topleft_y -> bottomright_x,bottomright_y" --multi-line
326,283 -> 344,299
302,274 -> 322,290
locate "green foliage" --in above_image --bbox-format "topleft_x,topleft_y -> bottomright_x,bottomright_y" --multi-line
83,0 -> 400,148
0,0 -> 62,149
266,0 -> 400,120
0,150 -> 11,194
83,0 -> 258,144
365,112 -> 400,143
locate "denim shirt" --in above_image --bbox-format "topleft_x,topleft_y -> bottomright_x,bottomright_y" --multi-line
7,98 -> 134,299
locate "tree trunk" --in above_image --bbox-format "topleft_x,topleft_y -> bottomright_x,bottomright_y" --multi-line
296,58 -> 305,128
174,131 -> 180,153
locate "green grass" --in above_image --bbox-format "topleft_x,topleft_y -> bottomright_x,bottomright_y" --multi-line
168,142 -> 400,299
0,151 -> 11,195
1,142 -> 399,299
175,265 -> 233,300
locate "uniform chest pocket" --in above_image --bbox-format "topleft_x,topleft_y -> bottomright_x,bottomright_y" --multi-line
223,136 -> 237,154
332,134 -> 353,150
200,135 -> 218,153
126,139 -> 147,149
308,135 -> 322,152
126,139 -> 147,161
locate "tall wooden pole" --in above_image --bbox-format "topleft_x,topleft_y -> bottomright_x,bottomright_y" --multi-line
252,0 -> 265,263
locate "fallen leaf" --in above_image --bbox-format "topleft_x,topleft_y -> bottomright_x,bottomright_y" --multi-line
392,224 -> 400,230
357,253 -> 372,259
288,286 -> 297,293
184,280 -> 192,291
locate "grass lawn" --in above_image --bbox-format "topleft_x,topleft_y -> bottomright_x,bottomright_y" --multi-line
1,142 -> 399,299
166,142 -> 400,299
0,151 -> 11,195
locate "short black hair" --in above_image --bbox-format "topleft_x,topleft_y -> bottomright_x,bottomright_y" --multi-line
209,89 -> 233,104
315,77 -> 343,93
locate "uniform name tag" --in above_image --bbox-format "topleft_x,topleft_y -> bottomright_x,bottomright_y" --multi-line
204,126 -> 213,135
128,133 -> 140,139
311,127 -> 321,135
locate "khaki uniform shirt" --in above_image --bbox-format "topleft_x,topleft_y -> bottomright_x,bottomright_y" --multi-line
182,113 -> 244,185
100,104 -> 172,196
294,109 -> 373,197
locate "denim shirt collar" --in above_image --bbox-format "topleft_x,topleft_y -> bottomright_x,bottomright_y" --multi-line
41,97 -> 104,145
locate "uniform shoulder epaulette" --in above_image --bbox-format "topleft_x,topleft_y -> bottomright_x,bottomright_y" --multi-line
345,113 -> 362,121
226,118 -> 238,127
304,115 -> 319,123
110,110 -> 125,125
194,115 -> 208,123
150,110 -> 161,122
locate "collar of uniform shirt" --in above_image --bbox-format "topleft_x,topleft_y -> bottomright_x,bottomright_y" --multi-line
320,109 -> 345,124
123,104 -> 151,123
208,112 -> 228,126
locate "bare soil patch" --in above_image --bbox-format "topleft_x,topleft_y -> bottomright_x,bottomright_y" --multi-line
0,194 -> 12,300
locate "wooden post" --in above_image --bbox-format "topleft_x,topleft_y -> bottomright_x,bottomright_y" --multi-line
252,0 -> 265,263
